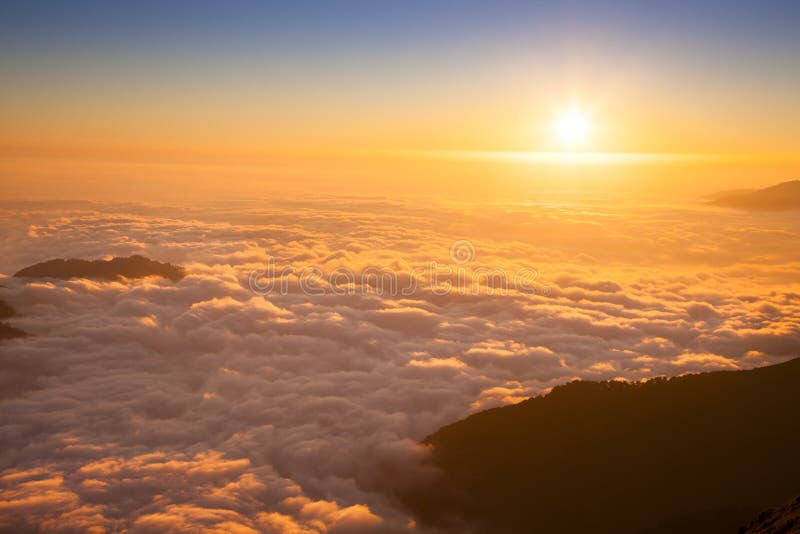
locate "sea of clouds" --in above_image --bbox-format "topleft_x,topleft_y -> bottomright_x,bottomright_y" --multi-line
0,197 -> 798,532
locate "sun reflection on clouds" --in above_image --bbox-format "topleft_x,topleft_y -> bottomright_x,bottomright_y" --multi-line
0,198 -> 798,531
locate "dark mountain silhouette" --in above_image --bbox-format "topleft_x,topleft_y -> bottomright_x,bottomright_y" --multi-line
740,495 -> 800,533
710,180 -> 800,210
0,322 -> 27,340
0,299 -> 15,319
14,255 -> 185,282
0,299 -> 26,339
413,359 -> 800,534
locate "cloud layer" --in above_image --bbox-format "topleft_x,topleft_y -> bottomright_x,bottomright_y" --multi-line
0,198 -> 799,532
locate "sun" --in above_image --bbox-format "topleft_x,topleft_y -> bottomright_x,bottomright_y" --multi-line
554,109 -> 590,148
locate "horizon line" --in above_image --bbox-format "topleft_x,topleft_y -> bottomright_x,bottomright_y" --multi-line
392,150 -> 790,166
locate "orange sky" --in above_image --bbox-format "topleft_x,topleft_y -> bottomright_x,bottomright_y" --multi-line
1,2 -> 798,202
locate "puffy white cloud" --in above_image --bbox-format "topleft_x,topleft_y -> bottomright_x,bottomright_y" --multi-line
0,198 -> 798,531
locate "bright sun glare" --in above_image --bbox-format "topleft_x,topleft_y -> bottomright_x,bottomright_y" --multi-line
554,109 -> 590,149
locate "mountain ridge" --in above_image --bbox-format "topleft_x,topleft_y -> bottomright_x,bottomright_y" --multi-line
413,359 -> 800,533
13,255 -> 185,282
0,299 -> 27,340
710,180 -> 800,210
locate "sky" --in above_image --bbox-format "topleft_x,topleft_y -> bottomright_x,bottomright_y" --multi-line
1,0 -> 799,200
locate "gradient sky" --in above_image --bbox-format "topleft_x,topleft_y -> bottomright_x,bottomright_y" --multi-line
1,0 -> 799,200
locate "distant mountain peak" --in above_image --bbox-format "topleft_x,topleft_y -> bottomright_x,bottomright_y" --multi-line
0,299 -> 27,339
711,180 -> 800,210
14,255 -> 186,282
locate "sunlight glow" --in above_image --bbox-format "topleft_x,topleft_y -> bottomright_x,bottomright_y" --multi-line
554,109 -> 590,149
401,150 -> 742,166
